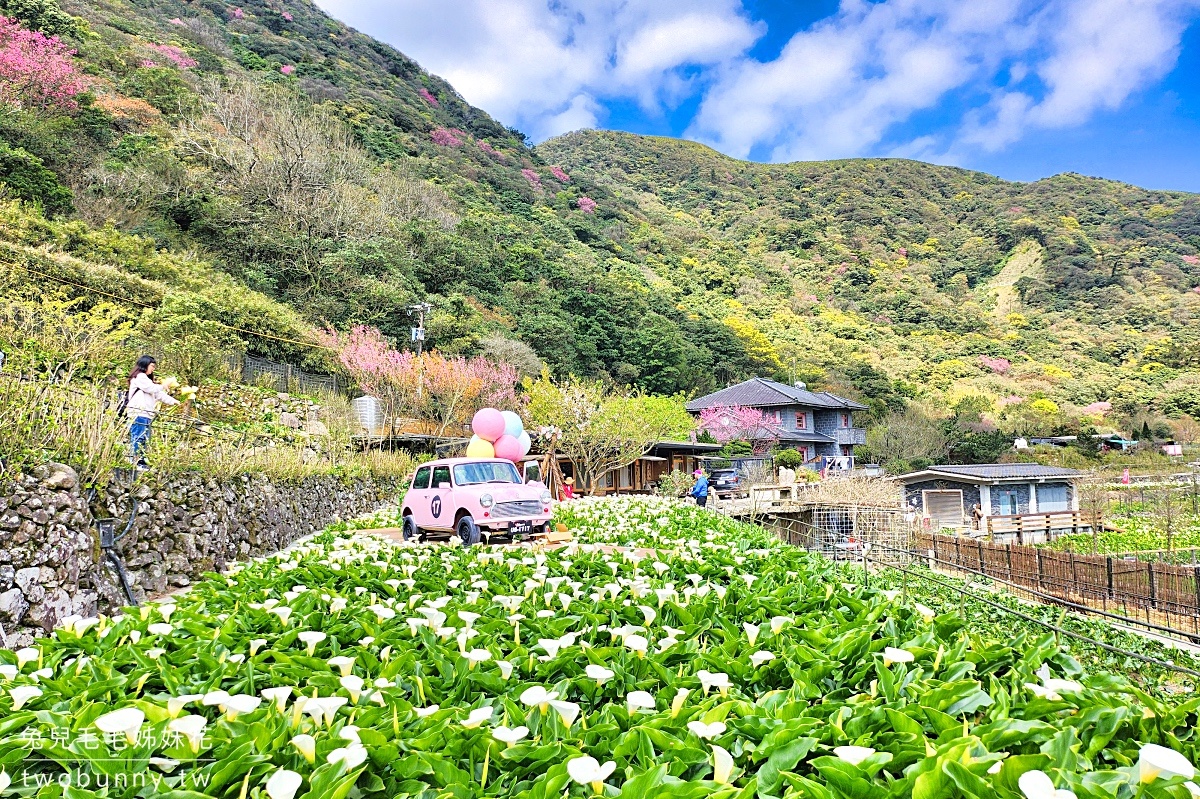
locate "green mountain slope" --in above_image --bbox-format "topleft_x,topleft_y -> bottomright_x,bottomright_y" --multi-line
3,0 -> 1199,430
538,131 -> 1200,424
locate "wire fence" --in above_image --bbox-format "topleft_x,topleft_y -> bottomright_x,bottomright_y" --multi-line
225,353 -> 345,396
914,532 -> 1200,634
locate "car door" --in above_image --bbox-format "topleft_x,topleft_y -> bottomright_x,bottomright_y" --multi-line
408,466 -> 433,526
427,464 -> 453,530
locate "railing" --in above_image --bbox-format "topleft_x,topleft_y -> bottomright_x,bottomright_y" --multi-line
984,511 -> 1093,541
915,532 -> 1200,631
831,427 -> 866,446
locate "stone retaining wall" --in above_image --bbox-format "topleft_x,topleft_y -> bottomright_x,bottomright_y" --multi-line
0,464 -> 398,646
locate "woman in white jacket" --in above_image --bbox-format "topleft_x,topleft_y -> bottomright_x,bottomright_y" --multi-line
127,355 -> 178,468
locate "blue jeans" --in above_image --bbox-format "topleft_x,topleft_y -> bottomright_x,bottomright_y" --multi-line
130,416 -> 153,458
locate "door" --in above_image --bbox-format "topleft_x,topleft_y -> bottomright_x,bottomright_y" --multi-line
423,464 -> 453,529
408,466 -> 432,525
997,490 -> 1017,516
924,490 -> 964,529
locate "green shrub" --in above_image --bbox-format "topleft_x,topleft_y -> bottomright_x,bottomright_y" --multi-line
0,145 -> 72,216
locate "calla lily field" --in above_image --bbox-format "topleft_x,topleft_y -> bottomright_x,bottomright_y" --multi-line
1,497 -> 1199,798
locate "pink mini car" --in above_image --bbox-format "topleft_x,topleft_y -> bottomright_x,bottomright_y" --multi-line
401,457 -> 554,545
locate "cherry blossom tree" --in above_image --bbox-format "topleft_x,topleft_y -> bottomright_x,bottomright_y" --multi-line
418,88 -> 438,107
431,127 -> 465,147
316,325 -> 421,434
422,353 -> 518,441
0,16 -> 84,111
698,404 -> 779,451
147,43 -> 198,69
576,196 -> 596,214
549,165 -> 569,182
521,168 -> 541,190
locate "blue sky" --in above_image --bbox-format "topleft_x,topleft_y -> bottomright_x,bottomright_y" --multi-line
317,0 -> 1200,191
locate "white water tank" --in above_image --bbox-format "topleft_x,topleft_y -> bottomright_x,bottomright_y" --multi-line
351,395 -> 386,437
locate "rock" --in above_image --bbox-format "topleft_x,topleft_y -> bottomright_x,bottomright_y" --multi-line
279,412 -> 302,429
0,588 -> 29,625
42,464 -> 78,491
304,420 -> 329,437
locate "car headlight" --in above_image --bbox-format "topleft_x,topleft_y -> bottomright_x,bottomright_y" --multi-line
540,491 -> 553,504
479,494 -> 494,508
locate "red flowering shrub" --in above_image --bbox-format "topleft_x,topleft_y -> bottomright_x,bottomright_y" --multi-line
419,87 -> 438,107
521,168 -> 541,190
280,64 -> 294,75
576,196 -> 596,213
0,16 -> 85,111
549,165 -> 569,182
281,11 -> 293,21
229,7 -> 244,19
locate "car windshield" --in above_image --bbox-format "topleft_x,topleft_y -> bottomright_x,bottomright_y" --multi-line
453,461 -> 522,486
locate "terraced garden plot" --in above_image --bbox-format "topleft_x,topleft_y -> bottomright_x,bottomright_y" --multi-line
0,497 -> 1198,799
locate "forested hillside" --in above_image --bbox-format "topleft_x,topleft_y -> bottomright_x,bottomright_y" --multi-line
2,0 -> 1200,439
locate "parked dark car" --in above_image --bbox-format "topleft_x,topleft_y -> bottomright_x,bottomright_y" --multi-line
708,468 -> 742,498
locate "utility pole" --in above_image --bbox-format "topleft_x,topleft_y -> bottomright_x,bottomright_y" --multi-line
407,302 -> 433,407
407,302 -> 432,356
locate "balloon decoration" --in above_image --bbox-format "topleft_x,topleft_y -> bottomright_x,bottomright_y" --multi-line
470,407 -> 532,463
465,435 -> 495,458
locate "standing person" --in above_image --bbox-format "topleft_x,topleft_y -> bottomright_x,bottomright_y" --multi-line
689,469 -> 710,508
125,355 -> 178,469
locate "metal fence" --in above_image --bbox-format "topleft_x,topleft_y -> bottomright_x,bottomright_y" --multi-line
225,353 -> 344,395
915,532 -> 1200,632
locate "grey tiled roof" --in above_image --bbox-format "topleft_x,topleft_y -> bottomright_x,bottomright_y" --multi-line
900,464 -> 1086,481
686,378 -> 869,412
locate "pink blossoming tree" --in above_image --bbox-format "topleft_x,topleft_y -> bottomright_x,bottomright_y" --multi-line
698,404 -> 780,453
0,17 -> 85,111
418,87 -> 438,107
1183,254 -> 1199,265
431,127 -> 465,147
521,168 -> 541,190
281,11 -> 293,21
229,7 -> 245,19
979,355 -> 1011,374
549,165 -> 569,182
147,43 -> 197,69
280,64 -> 294,75
576,196 -> 596,214
477,140 -> 503,160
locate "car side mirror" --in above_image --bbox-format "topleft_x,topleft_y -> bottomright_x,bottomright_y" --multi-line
437,481 -> 451,490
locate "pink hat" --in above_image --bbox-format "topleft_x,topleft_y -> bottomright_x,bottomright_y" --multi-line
694,469 -> 703,476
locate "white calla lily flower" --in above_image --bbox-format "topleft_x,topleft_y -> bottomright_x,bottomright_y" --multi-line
883,647 -> 914,666
95,707 -> 146,745
687,721 -> 726,740
461,706 -> 494,729
168,714 -> 208,753
566,756 -> 616,793
265,769 -> 303,799
833,746 -> 876,766
712,745 -> 735,784
1139,744 -> 1196,783
492,725 -> 529,744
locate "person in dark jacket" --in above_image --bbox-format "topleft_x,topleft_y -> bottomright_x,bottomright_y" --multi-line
689,470 -> 710,508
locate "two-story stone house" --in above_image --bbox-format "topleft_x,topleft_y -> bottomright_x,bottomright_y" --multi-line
685,378 -> 868,466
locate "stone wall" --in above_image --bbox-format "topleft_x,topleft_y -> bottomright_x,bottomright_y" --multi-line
0,464 -> 399,646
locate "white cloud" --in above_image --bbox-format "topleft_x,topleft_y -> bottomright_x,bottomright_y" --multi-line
316,0 -> 761,140
691,0 -> 1199,162
317,0 -> 1199,157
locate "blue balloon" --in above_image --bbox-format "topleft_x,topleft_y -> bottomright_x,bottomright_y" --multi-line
501,410 -> 524,439
517,430 -> 532,456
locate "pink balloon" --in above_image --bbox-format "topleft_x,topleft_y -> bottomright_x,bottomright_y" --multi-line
493,434 -> 523,462
472,408 -> 506,442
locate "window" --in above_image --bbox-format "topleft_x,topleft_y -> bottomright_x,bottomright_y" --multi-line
1038,484 -> 1069,512
774,410 -> 782,423
923,490 -> 964,528
841,413 -> 850,428
997,490 -> 1017,515
795,412 -> 807,429
453,461 -> 522,485
412,467 -> 431,490
431,466 -> 451,487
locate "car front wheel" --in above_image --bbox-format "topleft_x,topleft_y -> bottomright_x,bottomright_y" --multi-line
402,514 -> 420,542
457,516 -> 481,546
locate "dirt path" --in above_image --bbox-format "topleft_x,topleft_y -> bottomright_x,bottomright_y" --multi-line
986,241 -> 1044,321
